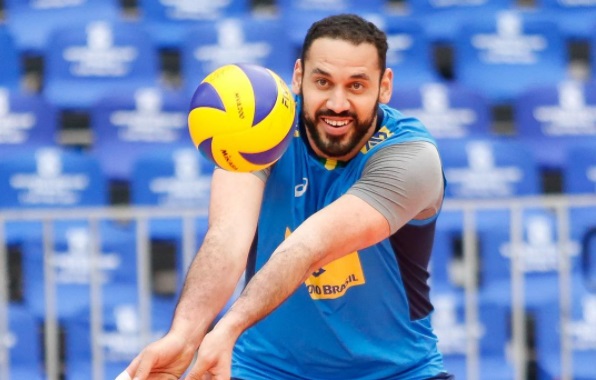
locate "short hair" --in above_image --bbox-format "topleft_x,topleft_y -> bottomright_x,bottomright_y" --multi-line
300,14 -> 388,73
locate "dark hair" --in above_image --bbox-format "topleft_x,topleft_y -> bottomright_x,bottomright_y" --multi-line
300,14 -> 388,73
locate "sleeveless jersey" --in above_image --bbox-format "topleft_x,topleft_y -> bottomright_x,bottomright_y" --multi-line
232,103 -> 446,380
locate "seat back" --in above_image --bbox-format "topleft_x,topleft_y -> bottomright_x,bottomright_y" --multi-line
0,88 -> 58,155
4,0 -> 122,54
0,147 -> 107,209
438,138 -> 541,199
389,82 -> 493,140
137,0 -> 251,49
91,86 -> 191,181
43,20 -> 159,110
406,0 -> 514,44
181,16 -> 295,97
453,10 -> 567,105
535,0 -> 596,40
514,80 -> 596,170
384,17 -> 441,90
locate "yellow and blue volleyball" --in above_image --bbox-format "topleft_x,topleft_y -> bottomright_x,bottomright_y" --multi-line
188,63 -> 296,172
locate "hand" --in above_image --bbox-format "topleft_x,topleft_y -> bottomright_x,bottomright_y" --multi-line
185,324 -> 238,380
123,332 -> 198,380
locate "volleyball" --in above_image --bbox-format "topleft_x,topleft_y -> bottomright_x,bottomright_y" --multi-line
188,63 -> 296,172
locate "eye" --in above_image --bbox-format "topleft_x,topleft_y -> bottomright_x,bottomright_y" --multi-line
351,82 -> 364,91
315,78 -> 329,87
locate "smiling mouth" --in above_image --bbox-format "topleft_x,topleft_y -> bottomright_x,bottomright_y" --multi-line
322,118 -> 350,127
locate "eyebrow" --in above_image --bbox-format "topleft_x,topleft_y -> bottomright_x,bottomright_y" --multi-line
310,68 -> 371,81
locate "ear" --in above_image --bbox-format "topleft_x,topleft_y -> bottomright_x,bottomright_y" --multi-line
378,68 -> 393,104
291,59 -> 302,95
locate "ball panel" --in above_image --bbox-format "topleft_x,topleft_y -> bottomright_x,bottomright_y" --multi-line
198,137 -> 215,163
240,120 -> 294,165
189,81 -> 225,112
236,63 -> 279,127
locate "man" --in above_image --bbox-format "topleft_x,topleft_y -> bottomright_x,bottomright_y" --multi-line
121,13 -> 450,380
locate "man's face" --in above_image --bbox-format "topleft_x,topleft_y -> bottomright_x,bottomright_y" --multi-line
292,37 -> 393,161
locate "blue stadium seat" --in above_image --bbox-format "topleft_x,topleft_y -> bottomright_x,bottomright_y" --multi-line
90,86 -> 192,181
405,0 -> 514,44
137,0 -> 251,50
383,17 -> 441,90
439,138 -> 541,201
453,10 -> 568,106
63,288 -> 175,379
0,88 -> 58,155
514,80 -> 596,171
533,279 -> 596,380
430,293 -> 514,380
3,0 -> 122,55
7,304 -> 45,379
0,26 -> 21,91
20,221 -> 138,321
534,0 -> 596,41
277,0 -> 386,56
479,207 -> 583,309
435,138 -> 542,309
180,16 -> 296,98
388,82 -> 493,140
43,20 -> 160,112
131,147 -> 214,293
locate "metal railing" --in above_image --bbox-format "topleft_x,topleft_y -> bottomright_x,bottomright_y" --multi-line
1,193 -> 595,380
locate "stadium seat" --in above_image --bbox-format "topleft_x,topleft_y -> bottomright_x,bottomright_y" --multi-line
131,147 -> 214,293
43,20 -> 160,112
479,207 -> 583,309
180,16 -> 296,98
0,88 -> 58,155
405,0 -> 514,44
514,80 -> 596,171
137,0 -> 251,50
388,82 -> 493,140
6,304 -> 45,379
534,0 -> 596,41
20,221 -> 138,321
438,138 -> 541,201
383,17 -> 442,90
0,26 -> 21,91
277,0 -> 387,56
533,280 -> 596,380
90,86 -> 192,182
452,10 -> 568,106
430,293 -> 514,380
435,138 -> 542,308
3,0 -> 123,55
63,288 -> 175,379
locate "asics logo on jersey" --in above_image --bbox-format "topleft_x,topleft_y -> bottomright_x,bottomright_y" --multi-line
295,178 -> 308,197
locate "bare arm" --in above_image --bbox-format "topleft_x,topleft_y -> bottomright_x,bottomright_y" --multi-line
125,168 -> 265,380
170,168 -> 265,344
215,193 -> 390,338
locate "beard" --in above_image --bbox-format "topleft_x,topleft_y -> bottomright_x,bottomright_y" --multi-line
301,95 -> 379,159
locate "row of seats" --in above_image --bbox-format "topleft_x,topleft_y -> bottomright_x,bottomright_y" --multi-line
2,78 -> 595,189
1,140 -> 595,379
1,3 -> 596,106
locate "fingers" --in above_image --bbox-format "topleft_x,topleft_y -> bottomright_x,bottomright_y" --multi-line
126,351 -> 157,380
115,370 -> 132,380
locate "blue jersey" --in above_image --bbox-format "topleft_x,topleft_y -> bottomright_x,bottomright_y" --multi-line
232,104 -> 446,380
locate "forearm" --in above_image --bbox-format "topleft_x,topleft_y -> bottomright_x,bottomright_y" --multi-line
214,238 -> 318,339
170,228 -> 248,345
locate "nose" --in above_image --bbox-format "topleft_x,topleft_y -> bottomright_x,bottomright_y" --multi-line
326,87 -> 350,114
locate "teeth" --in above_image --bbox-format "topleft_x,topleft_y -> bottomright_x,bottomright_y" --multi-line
323,118 -> 349,127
